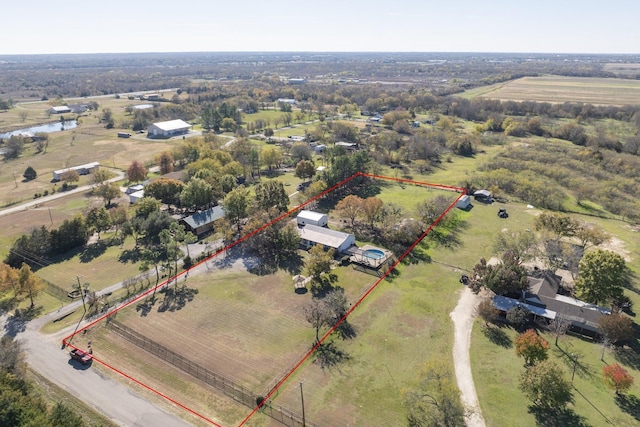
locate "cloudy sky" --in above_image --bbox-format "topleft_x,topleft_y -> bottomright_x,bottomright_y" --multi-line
3,0 -> 639,55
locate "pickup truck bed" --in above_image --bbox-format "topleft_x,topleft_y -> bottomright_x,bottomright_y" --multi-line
69,348 -> 93,365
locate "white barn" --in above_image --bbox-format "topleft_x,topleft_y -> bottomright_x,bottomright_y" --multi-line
298,224 -> 355,254
147,119 -> 191,138
50,106 -> 71,114
297,210 -> 328,227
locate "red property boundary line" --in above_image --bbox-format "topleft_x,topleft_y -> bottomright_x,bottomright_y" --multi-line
62,172 -> 466,427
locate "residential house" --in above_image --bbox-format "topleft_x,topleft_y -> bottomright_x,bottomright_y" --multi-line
181,206 -> 226,237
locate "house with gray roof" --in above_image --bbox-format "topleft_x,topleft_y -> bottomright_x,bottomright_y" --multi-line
181,206 -> 225,237
297,224 -> 355,254
493,270 -> 610,336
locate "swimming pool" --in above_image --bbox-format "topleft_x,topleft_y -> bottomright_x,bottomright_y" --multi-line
363,249 -> 385,260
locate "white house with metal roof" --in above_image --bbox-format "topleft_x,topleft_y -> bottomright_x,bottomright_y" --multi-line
298,224 -> 355,254
147,119 -> 191,138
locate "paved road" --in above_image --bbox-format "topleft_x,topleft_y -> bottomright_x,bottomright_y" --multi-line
1,308 -> 193,427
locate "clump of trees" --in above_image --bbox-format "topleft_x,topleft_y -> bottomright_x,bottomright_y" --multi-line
0,337 -> 88,426
5,217 -> 89,269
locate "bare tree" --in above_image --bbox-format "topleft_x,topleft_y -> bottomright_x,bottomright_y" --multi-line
548,317 -> 571,346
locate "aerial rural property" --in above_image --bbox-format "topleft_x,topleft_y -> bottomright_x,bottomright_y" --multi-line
1,3 -> 640,427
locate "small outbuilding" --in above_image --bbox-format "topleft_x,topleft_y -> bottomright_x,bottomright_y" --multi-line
129,190 -> 145,204
147,119 -> 191,138
297,210 -> 328,227
456,195 -> 471,210
473,189 -> 492,203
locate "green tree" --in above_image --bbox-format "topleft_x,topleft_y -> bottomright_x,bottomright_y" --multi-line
108,205 -> 128,238
476,252 -> 528,296
224,185 -> 249,230
85,206 -> 111,240
254,180 -> 289,212
260,146 -> 283,171
126,160 -> 147,183
534,213 -> 578,241
180,177 -> 214,211
515,329 -> 549,366
50,216 -> 89,254
18,264 -> 44,308
294,160 -> 316,181
305,244 -> 335,280
134,197 -> 161,217
519,360 -> 574,409
145,178 -> 185,210
3,136 -> 26,160
304,298 -> 330,344
603,363 -> 634,395
405,361 -> 465,427
264,128 -> 274,141
23,166 -> 37,181
575,250 -> 626,305
94,182 -> 120,206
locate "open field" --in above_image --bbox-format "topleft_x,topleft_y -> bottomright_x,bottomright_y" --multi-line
462,76 -> 640,105
64,176 -> 464,426
604,63 -> 640,77
472,324 -> 640,427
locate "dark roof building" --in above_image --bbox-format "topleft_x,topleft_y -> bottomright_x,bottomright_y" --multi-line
181,206 -> 225,237
493,270 -> 610,335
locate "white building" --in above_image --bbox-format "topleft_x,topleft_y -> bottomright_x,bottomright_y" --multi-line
147,119 -> 191,138
52,162 -> 100,181
456,195 -> 471,210
297,210 -> 328,227
298,224 -> 356,254
50,106 -> 71,114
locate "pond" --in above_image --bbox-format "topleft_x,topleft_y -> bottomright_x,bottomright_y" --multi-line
0,119 -> 78,139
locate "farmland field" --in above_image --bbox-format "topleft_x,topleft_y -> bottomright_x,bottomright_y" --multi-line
463,75 -> 640,105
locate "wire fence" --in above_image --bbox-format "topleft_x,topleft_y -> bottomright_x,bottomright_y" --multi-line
44,279 -> 69,301
107,320 -> 319,427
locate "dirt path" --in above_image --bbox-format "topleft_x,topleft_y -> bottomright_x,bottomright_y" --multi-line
450,287 -> 486,427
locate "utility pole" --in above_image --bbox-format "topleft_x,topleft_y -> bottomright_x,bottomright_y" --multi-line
77,276 -> 86,315
298,381 -> 306,427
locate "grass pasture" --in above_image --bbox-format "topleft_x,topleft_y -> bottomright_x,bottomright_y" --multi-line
463,75 -> 640,106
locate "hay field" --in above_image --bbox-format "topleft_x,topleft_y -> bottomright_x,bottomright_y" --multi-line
468,75 -> 640,105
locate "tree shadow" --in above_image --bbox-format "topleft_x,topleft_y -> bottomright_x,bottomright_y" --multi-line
553,346 -> 594,381
313,340 -> 350,371
277,252 -> 304,275
310,274 -> 338,298
481,325 -> 512,348
528,405 -> 589,427
615,394 -> 640,421
136,296 -> 157,317
79,240 -> 108,263
334,319 -> 357,340
4,306 -> 43,337
613,342 -> 640,371
157,286 -> 199,312
118,247 -> 144,264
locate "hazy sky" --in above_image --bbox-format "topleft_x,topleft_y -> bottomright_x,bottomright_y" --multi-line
3,0 -> 639,55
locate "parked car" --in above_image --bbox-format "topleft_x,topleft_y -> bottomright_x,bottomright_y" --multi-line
69,348 -> 93,365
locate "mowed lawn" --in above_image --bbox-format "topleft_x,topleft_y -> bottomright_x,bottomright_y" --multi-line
463,75 -> 640,106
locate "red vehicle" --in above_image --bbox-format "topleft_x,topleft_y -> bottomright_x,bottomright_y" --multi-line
69,348 -> 93,365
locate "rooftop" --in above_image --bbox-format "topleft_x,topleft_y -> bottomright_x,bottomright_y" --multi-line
298,224 -> 353,249
182,206 -> 225,229
151,119 -> 191,132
